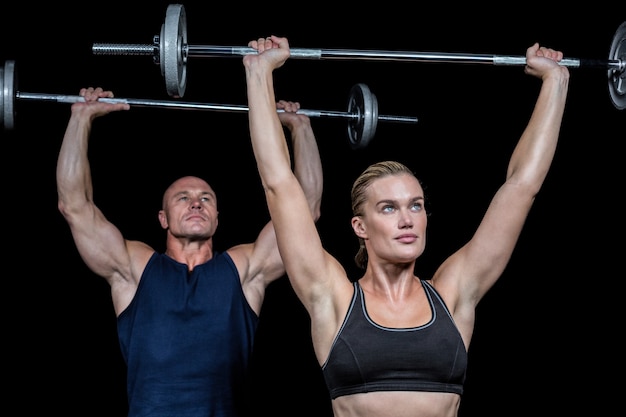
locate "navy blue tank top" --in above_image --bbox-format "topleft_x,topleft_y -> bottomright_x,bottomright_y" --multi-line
117,251 -> 258,417
322,280 -> 467,399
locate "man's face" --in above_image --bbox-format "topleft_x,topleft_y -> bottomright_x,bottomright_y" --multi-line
158,176 -> 219,240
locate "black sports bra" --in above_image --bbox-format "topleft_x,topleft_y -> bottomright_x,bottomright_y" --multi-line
321,280 -> 467,399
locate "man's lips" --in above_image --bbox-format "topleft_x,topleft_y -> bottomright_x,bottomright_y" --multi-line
186,215 -> 206,221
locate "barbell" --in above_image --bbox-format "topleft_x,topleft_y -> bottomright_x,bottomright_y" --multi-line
0,60 -> 417,149
91,4 -> 625,110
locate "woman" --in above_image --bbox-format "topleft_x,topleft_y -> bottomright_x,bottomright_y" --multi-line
244,35 -> 569,417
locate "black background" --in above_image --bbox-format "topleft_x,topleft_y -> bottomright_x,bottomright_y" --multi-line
2,3 -> 624,416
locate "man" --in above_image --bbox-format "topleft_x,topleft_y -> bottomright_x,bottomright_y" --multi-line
56,87 -> 323,417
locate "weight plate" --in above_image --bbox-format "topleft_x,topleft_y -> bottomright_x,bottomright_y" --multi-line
347,83 -> 378,149
161,4 -> 188,97
608,21 -> 625,110
2,60 -> 16,130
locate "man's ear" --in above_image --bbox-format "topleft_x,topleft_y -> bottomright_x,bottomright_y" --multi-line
158,210 -> 168,230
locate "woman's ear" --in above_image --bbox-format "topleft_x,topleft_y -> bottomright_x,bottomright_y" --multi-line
351,216 -> 367,239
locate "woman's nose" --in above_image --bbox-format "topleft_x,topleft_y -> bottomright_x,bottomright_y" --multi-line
398,210 -> 413,228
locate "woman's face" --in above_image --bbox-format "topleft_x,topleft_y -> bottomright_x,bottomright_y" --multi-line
352,173 -> 427,264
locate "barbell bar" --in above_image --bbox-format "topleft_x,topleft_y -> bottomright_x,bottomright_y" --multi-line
0,60 -> 417,149
91,4 -> 625,110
